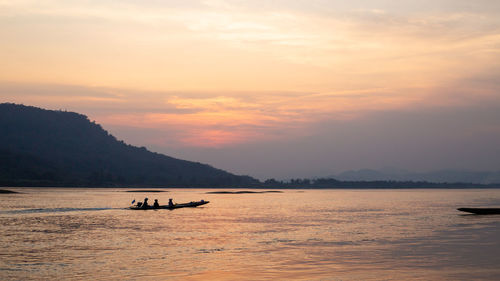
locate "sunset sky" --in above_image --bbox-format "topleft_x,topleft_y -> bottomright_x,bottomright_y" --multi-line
1,0 -> 500,179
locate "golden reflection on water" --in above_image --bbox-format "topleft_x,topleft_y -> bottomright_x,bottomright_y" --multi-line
0,188 -> 500,280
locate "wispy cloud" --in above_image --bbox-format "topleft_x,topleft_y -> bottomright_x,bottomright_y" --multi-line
4,79 -> 491,148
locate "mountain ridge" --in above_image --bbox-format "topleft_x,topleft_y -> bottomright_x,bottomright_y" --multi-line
2,103 -> 499,188
0,103 -> 258,187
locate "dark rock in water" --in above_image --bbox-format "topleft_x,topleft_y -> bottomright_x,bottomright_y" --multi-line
125,190 -> 168,193
0,189 -> 19,194
206,190 -> 283,194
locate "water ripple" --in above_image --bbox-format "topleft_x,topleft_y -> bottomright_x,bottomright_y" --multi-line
0,207 -> 113,215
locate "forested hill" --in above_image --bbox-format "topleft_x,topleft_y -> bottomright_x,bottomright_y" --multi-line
0,103 -> 258,187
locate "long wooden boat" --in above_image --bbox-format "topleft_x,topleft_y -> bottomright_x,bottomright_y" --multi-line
457,208 -> 500,215
130,200 -> 209,210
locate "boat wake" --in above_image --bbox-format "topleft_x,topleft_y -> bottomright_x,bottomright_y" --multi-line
0,207 -> 114,215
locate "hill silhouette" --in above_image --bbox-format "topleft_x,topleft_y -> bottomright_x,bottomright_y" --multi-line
0,103 -> 258,187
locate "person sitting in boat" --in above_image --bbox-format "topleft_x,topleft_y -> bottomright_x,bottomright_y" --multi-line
142,198 -> 149,209
153,199 -> 159,208
168,198 -> 174,207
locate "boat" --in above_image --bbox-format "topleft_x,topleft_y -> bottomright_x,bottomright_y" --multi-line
457,208 -> 500,215
130,200 -> 209,210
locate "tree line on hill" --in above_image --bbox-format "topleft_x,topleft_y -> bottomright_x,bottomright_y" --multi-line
260,177 -> 500,189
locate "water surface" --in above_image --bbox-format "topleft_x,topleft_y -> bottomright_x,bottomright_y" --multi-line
1,188 -> 499,280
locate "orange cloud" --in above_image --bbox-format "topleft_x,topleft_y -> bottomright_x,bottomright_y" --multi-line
92,89 -> 426,147
180,129 -> 254,148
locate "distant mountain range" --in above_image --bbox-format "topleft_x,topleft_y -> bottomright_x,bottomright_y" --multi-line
335,168 -> 500,184
0,103 -> 258,187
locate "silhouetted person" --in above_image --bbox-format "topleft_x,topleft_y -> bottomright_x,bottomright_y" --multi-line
142,198 -> 149,209
153,199 -> 159,208
168,198 -> 174,207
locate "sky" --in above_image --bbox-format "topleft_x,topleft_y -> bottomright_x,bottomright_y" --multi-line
1,0 -> 500,179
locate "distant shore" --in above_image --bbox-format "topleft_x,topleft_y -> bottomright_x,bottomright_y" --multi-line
2,175 -> 500,189
1,184 -> 500,189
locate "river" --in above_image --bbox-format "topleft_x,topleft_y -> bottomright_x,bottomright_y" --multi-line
1,188 -> 499,280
